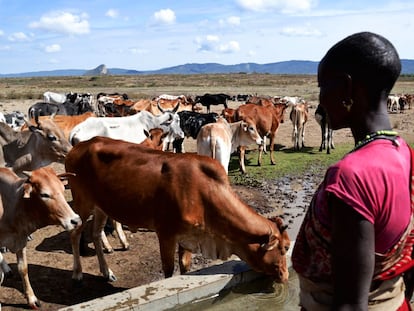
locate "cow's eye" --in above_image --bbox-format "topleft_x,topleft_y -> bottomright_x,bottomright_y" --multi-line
47,134 -> 57,141
40,193 -> 50,199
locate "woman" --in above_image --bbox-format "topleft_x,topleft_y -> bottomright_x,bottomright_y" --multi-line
292,32 -> 414,310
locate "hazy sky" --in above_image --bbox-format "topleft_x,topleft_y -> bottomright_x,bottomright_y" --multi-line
1,0 -> 413,74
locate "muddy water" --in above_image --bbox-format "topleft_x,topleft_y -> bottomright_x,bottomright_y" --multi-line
173,267 -> 300,311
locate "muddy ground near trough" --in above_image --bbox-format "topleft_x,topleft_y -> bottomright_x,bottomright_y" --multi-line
0,98 -> 413,310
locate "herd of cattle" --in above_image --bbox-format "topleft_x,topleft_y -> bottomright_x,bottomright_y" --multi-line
0,89 -> 412,308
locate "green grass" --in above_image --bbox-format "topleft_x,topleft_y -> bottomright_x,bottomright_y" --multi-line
228,143 -> 354,186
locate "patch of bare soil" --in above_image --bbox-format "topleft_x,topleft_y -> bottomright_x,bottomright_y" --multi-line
0,99 -> 413,310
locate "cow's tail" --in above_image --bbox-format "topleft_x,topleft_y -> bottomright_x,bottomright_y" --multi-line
210,136 -> 217,159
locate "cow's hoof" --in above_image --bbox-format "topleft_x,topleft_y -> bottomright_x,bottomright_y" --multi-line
28,297 -> 41,309
103,248 -> 114,254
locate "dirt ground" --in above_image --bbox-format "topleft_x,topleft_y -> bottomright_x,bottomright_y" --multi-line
0,98 -> 413,310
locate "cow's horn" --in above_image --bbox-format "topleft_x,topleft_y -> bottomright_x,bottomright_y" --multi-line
157,101 -> 165,113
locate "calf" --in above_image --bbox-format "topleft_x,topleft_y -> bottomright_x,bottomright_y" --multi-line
0,117 -> 72,176
197,117 -> 263,174
65,136 -> 290,284
0,167 -> 81,308
315,104 -> 334,154
289,102 -> 309,150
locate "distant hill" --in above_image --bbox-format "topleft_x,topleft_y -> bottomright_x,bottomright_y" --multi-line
1,59 -> 414,77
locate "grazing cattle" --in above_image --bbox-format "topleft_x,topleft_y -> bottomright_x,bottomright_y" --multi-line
172,111 -> 219,153
234,103 -> 288,168
404,94 -> 413,110
387,95 -> 400,113
28,95 -> 94,120
69,104 -> 183,147
43,91 -> 67,104
65,136 -> 290,284
0,118 -> 72,176
233,94 -> 251,102
194,93 -> 232,113
21,112 -> 96,140
280,96 -> 304,106
289,102 -> 309,150
96,92 -> 129,117
315,104 -> 334,154
197,117 -> 263,174
0,167 -> 81,308
221,107 -> 236,123
0,111 -> 25,130
246,95 -> 276,107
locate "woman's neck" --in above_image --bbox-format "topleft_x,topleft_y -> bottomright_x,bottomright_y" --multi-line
351,110 -> 392,143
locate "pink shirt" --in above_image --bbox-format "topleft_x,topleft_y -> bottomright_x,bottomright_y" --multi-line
318,137 -> 411,253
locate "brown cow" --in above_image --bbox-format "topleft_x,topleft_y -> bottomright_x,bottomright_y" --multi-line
21,112 -> 96,140
65,136 -> 290,284
0,167 -> 81,308
235,103 -> 288,168
289,102 -> 309,150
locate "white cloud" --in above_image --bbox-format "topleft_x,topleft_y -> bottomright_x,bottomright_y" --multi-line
106,9 -> 119,18
8,32 -> 30,42
220,16 -> 241,27
29,11 -> 90,35
0,45 -> 10,51
49,58 -> 59,64
45,44 -> 61,53
219,41 -> 240,53
280,25 -> 323,37
237,0 -> 317,13
0,30 -> 4,36
153,9 -> 176,25
196,35 -> 240,54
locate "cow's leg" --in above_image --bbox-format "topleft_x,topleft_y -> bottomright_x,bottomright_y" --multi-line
93,209 -> 116,282
239,146 -> 247,174
157,233 -> 176,278
258,144 -> 264,166
101,226 -> 114,253
16,247 -> 40,309
0,252 -> 12,277
178,245 -> 192,274
301,125 -> 306,149
114,220 -> 129,250
269,133 -> 277,165
71,218 -> 87,283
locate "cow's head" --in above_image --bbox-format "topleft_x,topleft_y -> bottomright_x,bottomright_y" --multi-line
241,119 -> 263,146
27,117 -> 72,162
245,216 -> 290,283
22,167 -> 81,231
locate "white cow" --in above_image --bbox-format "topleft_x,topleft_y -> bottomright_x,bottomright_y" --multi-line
69,105 -> 184,146
43,91 -> 68,104
196,117 -> 263,174
290,102 -> 309,150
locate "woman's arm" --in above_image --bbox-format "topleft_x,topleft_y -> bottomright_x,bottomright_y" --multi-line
330,194 -> 375,311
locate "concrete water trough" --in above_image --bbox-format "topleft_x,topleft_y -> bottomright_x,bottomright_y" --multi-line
59,243 -> 296,311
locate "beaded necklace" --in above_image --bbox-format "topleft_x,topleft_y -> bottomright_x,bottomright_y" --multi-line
351,130 -> 400,153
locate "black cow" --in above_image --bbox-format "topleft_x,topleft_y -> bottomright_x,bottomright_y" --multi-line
194,93 -> 232,113
28,94 -> 94,120
315,104 -> 334,154
172,111 -> 219,153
